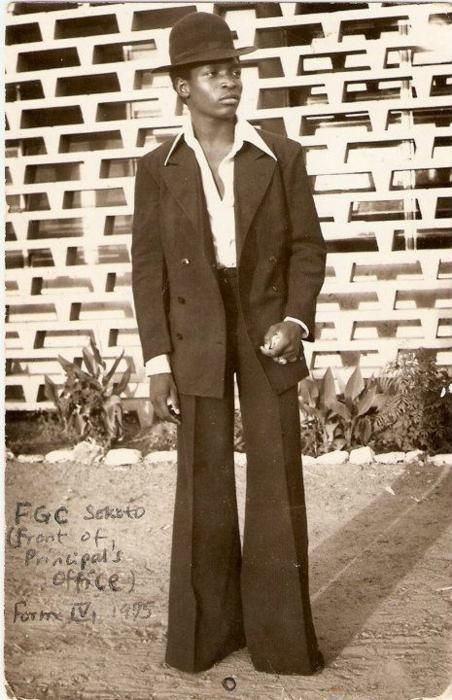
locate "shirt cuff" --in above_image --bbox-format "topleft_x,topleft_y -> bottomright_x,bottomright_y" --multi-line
283,316 -> 309,339
145,354 -> 171,376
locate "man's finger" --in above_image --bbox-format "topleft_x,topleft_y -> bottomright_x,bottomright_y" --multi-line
271,342 -> 300,363
169,383 -> 180,415
261,337 -> 289,357
166,401 -> 181,423
155,397 -> 180,424
282,344 -> 300,361
264,328 -> 287,351
260,344 -> 274,357
263,325 -> 278,346
152,396 -> 167,419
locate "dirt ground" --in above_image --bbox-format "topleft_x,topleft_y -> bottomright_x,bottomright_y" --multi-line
4,453 -> 452,700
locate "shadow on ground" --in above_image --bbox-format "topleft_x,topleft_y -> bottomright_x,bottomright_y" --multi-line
310,462 -> 452,663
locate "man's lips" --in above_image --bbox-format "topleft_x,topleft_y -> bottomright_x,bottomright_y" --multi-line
219,95 -> 240,103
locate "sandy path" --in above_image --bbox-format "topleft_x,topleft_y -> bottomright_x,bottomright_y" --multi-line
4,456 -> 452,700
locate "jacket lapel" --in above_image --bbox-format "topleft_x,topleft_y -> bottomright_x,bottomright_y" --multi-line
235,143 -> 277,260
161,140 -> 217,266
162,140 -> 201,235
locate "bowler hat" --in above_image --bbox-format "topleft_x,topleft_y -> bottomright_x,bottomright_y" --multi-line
153,11 -> 255,73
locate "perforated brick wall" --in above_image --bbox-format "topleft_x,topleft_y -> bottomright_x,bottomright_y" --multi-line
5,2 -> 452,423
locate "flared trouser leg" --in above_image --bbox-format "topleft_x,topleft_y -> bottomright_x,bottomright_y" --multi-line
165,376 -> 246,673
236,313 -> 320,674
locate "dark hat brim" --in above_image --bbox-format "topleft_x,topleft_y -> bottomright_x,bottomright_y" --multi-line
152,45 -> 256,74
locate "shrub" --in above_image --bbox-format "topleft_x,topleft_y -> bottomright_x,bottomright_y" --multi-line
144,421 -> 178,451
5,410 -> 69,455
324,366 -> 380,449
372,349 -> 452,453
298,368 -> 344,456
299,366 -> 395,456
44,339 -> 131,447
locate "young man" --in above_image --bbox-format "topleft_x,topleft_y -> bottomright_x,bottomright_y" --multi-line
132,11 -> 326,675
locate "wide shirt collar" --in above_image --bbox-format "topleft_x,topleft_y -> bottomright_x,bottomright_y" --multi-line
164,117 -> 276,166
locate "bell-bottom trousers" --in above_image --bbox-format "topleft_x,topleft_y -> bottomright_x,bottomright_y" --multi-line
165,268 -> 321,674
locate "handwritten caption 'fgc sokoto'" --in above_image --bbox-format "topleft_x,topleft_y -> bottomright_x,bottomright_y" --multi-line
8,500 -> 151,625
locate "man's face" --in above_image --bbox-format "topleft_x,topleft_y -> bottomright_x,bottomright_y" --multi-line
177,58 -> 243,120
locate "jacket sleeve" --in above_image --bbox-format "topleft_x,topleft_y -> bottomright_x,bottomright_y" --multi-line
282,144 -> 326,341
131,157 -> 172,364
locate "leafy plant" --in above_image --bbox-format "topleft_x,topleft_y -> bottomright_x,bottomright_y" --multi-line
5,410 -> 69,455
141,421 -> 178,452
298,368 -> 347,456
44,339 -> 131,447
330,366 -> 381,449
299,417 -> 327,458
372,349 -> 452,453
299,366 -> 390,455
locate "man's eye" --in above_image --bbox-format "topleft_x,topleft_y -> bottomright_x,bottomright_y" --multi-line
233,71 -> 241,78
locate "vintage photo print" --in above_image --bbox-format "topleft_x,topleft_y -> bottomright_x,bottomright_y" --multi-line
4,2 -> 452,699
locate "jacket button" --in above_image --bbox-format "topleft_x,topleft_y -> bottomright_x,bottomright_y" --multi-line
175,332 -> 183,340
177,296 -> 186,304
271,284 -> 279,292
181,257 -> 190,265
269,255 -> 277,264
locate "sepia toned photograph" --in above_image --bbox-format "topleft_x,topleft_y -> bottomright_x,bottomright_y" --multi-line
3,1 -> 452,699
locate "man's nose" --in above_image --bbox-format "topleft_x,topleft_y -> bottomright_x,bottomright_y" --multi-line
220,72 -> 240,87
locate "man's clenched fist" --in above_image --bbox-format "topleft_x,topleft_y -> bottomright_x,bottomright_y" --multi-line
149,373 -> 181,424
260,321 -> 303,364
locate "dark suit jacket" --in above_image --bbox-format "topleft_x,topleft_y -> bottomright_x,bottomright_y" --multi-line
132,128 -> 326,398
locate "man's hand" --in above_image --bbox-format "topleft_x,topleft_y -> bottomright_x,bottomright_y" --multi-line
260,321 -> 303,364
149,373 -> 181,424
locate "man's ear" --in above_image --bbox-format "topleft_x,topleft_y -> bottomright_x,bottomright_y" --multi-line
175,77 -> 190,101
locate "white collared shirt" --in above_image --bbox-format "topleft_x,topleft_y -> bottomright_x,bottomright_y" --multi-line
165,117 -> 276,269
145,119 -> 307,376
